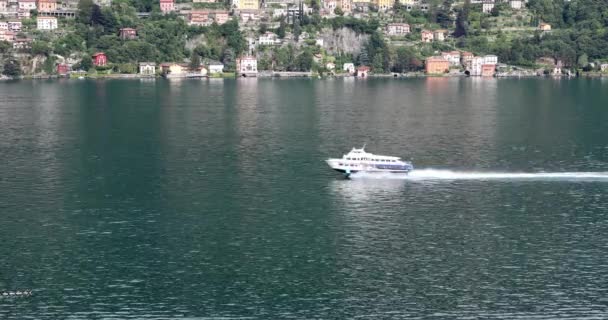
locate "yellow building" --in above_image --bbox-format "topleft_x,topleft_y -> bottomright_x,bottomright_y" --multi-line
168,64 -> 184,75
238,0 -> 258,10
375,0 -> 393,10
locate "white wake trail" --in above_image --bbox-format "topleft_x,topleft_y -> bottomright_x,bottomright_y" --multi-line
350,169 -> 608,181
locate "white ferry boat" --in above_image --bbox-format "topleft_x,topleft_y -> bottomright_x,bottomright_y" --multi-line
326,147 -> 414,177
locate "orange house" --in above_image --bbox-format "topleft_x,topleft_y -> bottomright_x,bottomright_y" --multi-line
481,64 -> 496,77
425,56 -> 449,74
37,0 -> 57,12
421,30 -> 433,43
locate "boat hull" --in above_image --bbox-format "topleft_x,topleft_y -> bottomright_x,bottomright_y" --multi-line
327,159 -> 412,178
331,168 -> 411,174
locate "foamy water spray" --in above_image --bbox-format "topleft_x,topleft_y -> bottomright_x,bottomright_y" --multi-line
350,169 -> 608,181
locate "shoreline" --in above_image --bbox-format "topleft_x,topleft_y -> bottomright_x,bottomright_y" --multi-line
3,72 -> 607,81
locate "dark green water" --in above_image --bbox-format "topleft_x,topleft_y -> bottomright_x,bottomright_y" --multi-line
1,78 -> 608,319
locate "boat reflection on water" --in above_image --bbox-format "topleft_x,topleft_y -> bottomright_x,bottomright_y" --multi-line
329,178 -> 407,207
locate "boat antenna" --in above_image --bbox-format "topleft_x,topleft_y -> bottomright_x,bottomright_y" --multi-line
362,143 -> 366,150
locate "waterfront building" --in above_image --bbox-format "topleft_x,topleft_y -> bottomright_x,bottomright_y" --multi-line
441,51 -> 461,66
356,66 -> 370,78
483,54 -> 498,65
36,16 -> 57,30
0,0 -> 7,11
139,62 -> 156,75
92,52 -> 107,66
343,63 -> 355,73
208,62 -> 224,74
468,56 -> 484,76
481,64 -> 496,77
460,51 -> 474,65
56,63 -> 69,75
385,23 -> 410,36
601,63 -> 608,72
425,56 -> 449,74
236,56 -> 257,76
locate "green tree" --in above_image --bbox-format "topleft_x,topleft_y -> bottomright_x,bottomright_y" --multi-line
53,33 -> 86,56
577,53 -> 588,67
222,48 -> 235,72
91,5 -> 108,27
277,17 -> 287,38
77,0 -> 95,24
43,55 -> 56,74
2,59 -> 21,77
372,53 -> 383,72
31,41 -> 52,56
259,23 -> 268,34
454,0 -> 470,37
0,41 -> 11,54
293,20 -> 302,42
357,48 -> 370,66
393,47 -> 416,73
220,19 -> 246,54
80,56 -> 93,71
295,50 -> 313,71
334,6 -> 344,16
189,51 -> 201,70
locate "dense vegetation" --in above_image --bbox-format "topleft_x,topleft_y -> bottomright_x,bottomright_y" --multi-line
453,0 -> 608,67
2,0 -> 608,76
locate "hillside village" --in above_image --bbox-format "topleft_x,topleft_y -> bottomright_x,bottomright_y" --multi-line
1,0 -> 608,78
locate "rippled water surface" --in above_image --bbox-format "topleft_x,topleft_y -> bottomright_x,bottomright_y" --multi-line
1,78 -> 608,319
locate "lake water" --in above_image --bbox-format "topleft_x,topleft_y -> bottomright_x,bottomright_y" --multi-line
1,78 -> 608,319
